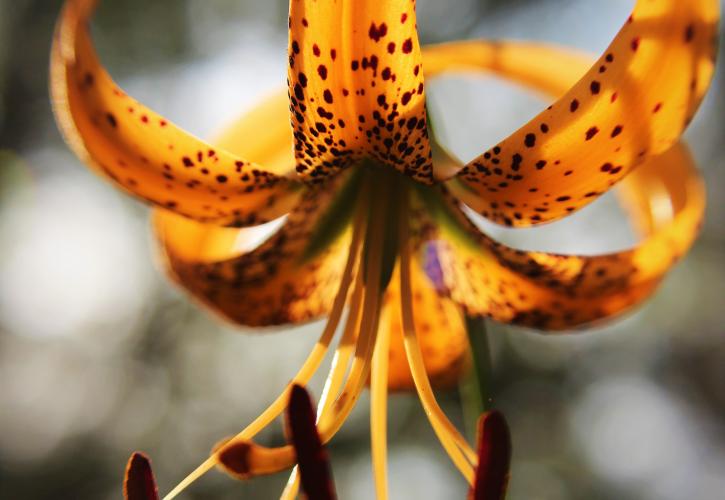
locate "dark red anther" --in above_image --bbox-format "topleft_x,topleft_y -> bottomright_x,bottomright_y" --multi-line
123,452 -> 159,500
287,384 -> 337,500
470,410 -> 511,500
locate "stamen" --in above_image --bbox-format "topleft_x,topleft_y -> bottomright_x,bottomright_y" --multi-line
279,470 -> 300,500
281,271 -> 365,500
371,306 -> 391,500
316,181 -> 388,441
285,385 -> 336,500
398,186 -> 477,483
319,276 -> 364,416
163,196 -> 367,500
209,174 -> 388,483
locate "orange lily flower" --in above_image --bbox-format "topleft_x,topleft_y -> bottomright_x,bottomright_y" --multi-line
51,0 -> 718,498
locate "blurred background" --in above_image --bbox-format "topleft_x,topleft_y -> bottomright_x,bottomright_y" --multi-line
0,0 -> 723,498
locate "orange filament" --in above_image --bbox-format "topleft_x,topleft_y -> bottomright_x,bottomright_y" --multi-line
280,259 -> 367,499
217,177 -> 387,482
371,304 -> 391,500
398,186 -> 477,483
162,195 -> 368,500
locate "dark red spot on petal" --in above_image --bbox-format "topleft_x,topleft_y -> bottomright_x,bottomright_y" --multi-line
369,22 -> 388,42
684,24 -> 695,42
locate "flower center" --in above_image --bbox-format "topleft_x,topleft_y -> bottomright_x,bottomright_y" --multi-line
163,163 -> 477,499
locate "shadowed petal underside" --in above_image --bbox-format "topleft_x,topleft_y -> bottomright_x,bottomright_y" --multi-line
52,0 -> 300,227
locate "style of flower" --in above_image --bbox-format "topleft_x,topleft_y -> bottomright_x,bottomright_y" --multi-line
52,0 -> 718,498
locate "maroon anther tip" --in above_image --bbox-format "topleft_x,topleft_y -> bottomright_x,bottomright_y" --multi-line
123,452 -> 159,500
470,410 -> 512,500
287,384 -> 337,500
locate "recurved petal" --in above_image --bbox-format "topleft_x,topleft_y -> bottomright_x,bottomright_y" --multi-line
51,0 -> 299,227
288,0 -> 432,184
411,141 -> 705,330
212,89 -> 297,178
154,171 -> 357,327
379,264 -> 469,391
425,0 -> 718,227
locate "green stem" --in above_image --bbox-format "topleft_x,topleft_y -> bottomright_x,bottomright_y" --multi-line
460,315 -> 493,441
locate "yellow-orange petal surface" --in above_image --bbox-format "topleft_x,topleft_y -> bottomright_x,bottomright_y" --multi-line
412,140 -> 704,330
288,0 -> 433,184
429,0 -> 718,227
379,264 -> 469,391
52,0 -> 299,227
155,174 -> 353,327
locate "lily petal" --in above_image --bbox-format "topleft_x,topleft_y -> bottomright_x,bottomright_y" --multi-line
425,0 -> 719,227
288,0 -> 433,183
379,263 -> 469,391
154,172 -> 356,327
412,141 -> 704,330
51,0 -> 299,227
212,89 -> 297,178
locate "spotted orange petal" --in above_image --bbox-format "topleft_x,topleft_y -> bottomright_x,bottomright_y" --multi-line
379,263 -> 469,391
211,89 -> 297,178
288,0 -> 432,184
412,139 -> 704,330
51,0 -> 299,227
154,172 -> 355,327
426,0 -> 718,227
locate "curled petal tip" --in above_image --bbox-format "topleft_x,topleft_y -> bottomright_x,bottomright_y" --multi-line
470,410 -> 511,500
123,452 -> 159,500
287,384 -> 337,500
